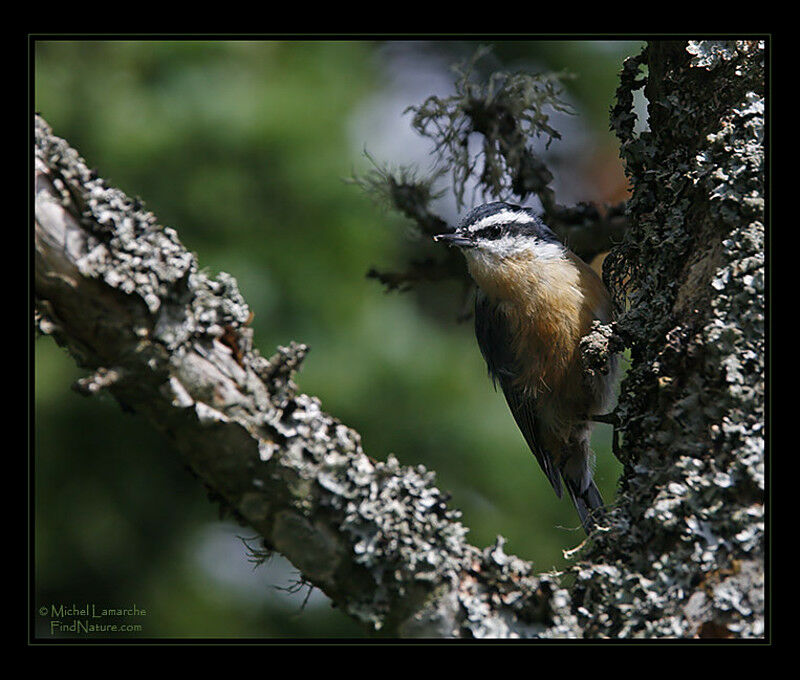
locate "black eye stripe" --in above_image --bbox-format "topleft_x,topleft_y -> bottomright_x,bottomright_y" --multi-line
474,224 -> 505,240
456,203 -> 563,246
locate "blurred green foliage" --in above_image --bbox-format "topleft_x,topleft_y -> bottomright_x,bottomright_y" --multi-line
34,39 -> 641,639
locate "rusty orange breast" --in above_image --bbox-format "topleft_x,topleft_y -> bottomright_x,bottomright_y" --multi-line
469,249 -> 611,398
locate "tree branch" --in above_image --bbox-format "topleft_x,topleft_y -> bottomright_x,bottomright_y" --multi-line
34,114 -> 579,638
357,51 -> 630,295
34,38 -> 765,639
577,39 -> 765,638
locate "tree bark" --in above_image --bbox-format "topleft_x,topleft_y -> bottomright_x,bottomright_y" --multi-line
33,38 -> 765,639
34,114 -> 577,638
583,39 -> 765,638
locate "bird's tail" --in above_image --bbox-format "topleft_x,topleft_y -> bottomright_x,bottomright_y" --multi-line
563,476 -> 605,535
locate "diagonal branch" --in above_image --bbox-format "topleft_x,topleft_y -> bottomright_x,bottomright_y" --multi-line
34,114 -> 580,638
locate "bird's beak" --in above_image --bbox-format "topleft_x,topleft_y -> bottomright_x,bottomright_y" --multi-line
433,232 -> 475,248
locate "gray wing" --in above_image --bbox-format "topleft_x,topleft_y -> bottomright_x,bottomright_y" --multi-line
474,292 -> 562,498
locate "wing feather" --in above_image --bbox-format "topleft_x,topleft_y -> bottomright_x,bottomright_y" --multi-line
474,292 -> 562,498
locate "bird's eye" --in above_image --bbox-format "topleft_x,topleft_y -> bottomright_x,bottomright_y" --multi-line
484,225 -> 502,239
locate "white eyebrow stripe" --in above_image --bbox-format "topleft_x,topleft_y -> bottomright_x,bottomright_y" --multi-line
465,210 -> 537,232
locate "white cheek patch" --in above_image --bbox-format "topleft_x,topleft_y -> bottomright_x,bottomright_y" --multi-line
480,235 -> 565,260
463,236 -> 567,291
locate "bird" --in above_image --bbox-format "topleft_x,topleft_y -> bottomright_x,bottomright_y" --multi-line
434,202 -> 618,534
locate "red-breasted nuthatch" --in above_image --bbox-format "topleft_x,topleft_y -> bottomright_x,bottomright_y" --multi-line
434,202 -> 617,533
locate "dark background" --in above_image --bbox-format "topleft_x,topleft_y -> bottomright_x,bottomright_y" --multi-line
34,39 -> 643,638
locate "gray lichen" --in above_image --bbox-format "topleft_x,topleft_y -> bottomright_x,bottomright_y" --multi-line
35,114 -> 573,638
406,46 -> 573,212
574,40 -> 765,638
686,40 -> 764,72
34,38 -> 765,639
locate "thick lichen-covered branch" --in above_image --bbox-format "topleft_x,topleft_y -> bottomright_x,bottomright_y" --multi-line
35,35 -> 765,639
34,114 -> 579,638
575,40 -> 765,638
